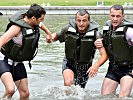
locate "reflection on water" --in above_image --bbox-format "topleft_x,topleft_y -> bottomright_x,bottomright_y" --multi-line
0,14 -> 133,100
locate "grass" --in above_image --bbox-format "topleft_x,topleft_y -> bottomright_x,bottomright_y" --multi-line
0,0 -> 132,6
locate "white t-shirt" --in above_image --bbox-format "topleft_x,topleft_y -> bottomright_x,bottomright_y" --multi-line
126,27 -> 133,46
12,22 -> 42,46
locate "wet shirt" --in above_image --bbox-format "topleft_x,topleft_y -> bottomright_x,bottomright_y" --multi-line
126,27 -> 133,46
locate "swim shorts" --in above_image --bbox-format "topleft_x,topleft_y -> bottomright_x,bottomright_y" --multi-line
105,62 -> 133,83
0,59 -> 27,81
62,58 -> 92,88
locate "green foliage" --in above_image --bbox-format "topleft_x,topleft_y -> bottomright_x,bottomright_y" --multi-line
0,0 -> 132,6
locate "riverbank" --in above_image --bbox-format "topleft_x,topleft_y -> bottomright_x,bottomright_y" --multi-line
0,6 -> 133,15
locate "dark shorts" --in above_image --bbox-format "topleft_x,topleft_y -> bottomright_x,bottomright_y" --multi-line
62,58 -> 92,88
105,63 -> 133,83
0,60 -> 27,81
62,58 -> 76,73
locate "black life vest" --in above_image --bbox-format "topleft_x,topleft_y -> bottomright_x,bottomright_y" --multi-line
65,17 -> 99,63
103,19 -> 133,66
1,11 -> 40,66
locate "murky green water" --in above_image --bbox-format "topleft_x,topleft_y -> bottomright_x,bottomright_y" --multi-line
0,14 -> 133,100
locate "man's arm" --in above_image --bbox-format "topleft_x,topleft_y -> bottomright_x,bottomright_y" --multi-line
39,22 -> 51,35
126,27 -> 133,75
39,22 -> 52,43
51,25 -> 69,42
87,45 -> 108,77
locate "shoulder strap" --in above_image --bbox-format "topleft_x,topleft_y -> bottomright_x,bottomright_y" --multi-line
32,26 -> 40,49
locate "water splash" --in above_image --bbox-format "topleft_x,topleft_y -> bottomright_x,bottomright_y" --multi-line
42,85 -> 86,99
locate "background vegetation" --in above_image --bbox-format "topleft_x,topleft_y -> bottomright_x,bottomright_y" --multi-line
0,0 -> 132,6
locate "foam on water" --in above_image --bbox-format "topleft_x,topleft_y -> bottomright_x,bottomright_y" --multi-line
41,85 -> 86,99
29,84 -> 133,100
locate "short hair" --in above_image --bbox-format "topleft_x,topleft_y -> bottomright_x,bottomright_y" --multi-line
75,10 -> 90,20
26,4 -> 46,19
110,4 -> 124,14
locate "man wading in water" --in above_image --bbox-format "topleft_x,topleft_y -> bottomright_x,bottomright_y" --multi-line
0,4 -> 52,99
50,10 -> 108,88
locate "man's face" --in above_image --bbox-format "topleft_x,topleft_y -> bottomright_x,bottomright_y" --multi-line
75,13 -> 90,33
109,8 -> 124,30
34,14 -> 45,25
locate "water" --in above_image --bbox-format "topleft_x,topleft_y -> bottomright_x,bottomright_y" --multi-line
0,14 -> 133,100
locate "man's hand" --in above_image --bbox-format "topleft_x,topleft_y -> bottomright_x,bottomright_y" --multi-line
94,38 -> 103,48
87,64 -> 99,77
46,34 -> 52,43
51,33 -> 58,41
